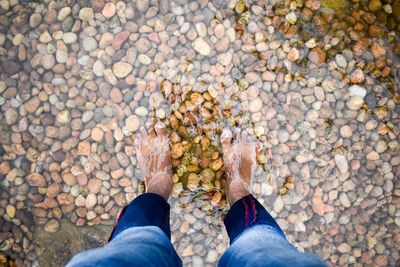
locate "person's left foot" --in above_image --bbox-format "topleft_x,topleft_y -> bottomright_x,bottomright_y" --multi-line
134,122 -> 172,201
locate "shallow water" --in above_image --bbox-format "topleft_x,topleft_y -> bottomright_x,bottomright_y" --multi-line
0,0 -> 399,266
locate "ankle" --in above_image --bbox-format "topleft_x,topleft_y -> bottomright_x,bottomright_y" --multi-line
146,173 -> 172,201
227,179 -> 250,205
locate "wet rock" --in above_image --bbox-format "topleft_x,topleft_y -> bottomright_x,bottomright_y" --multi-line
1,61 -> 21,75
44,219 -> 60,233
78,141 -> 91,156
41,54 -> 55,70
192,38 -> 212,56
25,97 -> 40,113
312,187 -> 325,216
112,61 -> 132,78
346,96 -> 364,110
88,179 -> 102,194
56,110 -> 71,124
368,0 -> 382,11
30,13 -> 42,28
349,85 -> 367,98
334,154 -> 349,173
308,47 -> 326,65
102,3 -> 116,18
27,173 -> 46,187
5,108 -> 18,125
125,115 -> 140,132
79,8 -> 94,21
350,69 -> 365,84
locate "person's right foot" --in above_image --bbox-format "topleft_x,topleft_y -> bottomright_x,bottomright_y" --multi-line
134,122 -> 172,201
220,127 -> 256,205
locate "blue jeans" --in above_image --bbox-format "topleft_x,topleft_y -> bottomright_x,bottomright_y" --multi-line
67,193 -> 326,267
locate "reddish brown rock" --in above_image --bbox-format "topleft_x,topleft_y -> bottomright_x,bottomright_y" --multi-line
44,197 -> 59,208
308,47 -> 326,65
91,127 -> 104,142
76,207 -> 88,218
311,187 -> 325,216
371,42 -> 386,58
0,161 -> 11,175
369,25 -> 384,37
57,193 -> 74,205
88,178 -> 102,194
47,183 -> 62,198
112,31 -> 129,50
78,140 -> 91,156
102,2 -> 116,18
27,173 -> 46,187
63,173 -> 77,186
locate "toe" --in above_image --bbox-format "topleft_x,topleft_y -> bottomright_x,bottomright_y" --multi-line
233,127 -> 241,143
147,126 -> 157,139
139,126 -> 148,139
240,129 -> 249,141
221,128 -> 233,152
154,122 -> 168,137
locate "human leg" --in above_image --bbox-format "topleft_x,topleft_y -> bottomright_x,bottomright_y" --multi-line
219,128 -> 326,267
67,193 -> 182,267
219,194 -> 326,267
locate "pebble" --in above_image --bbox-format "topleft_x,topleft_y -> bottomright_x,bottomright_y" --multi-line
308,47 -> 326,64
41,54 -> 55,70
56,110 -> 71,124
125,115 -> 140,132
192,38 -> 212,56
349,85 -> 367,98
350,69 -> 365,83
113,61 -> 133,78
79,8 -> 94,21
83,37 -> 98,52
44,219 -> 60,233
58,7 -> 71,21
85,193 -> 97,208
366,151 -> 380,161
340,125 -> 353,138
346,96 -> 364,110
102,3 -> 116,18
93,60 -> 105,77
138,54 -> 151,65
6,205 -> 16,218
63,32 -> 77,44
334,154 -> 349,173
277,129 -> 290,143
286,11 -> 297,24
335,54 -> 347,68
249,98 -> 263,112
339,193 -> 351,208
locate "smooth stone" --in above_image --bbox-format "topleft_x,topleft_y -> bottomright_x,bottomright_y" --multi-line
334,154 -> 349,173
112,61 -> 132,78
63,32 -> 77,44
346,96 -> 364,110
192,38 -> 211,56
83,37 -> 97,51
349,85 -> 367,98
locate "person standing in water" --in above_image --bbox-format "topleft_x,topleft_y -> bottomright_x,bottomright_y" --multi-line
67,122 -> 326,267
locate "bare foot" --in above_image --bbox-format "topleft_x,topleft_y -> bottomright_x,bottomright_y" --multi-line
134,122 -> 172,201
221,127 -> 256,205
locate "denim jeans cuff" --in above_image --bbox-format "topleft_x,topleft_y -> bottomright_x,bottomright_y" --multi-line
109,193 -> 171,241
223,194 -> 285,243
